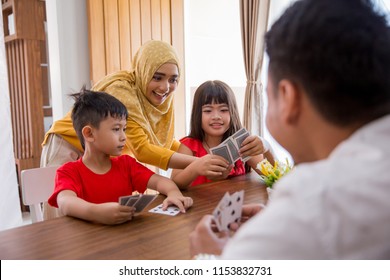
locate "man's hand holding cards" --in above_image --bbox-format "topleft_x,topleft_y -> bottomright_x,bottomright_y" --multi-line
118,194 -> 157,213
212,190 -> 244,232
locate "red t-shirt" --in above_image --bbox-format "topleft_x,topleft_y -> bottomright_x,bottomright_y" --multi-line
180,137 -> 246,187
48,155 -> 154,207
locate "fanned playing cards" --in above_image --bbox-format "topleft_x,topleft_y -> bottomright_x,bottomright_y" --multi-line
210,127 -> 250,164
118,194 -> 157,213
212,190 -> 244,231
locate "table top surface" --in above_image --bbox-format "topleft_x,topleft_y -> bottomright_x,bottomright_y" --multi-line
0,172 -> 267,260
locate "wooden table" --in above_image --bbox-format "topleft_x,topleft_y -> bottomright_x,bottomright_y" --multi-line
0,172 -> 267,260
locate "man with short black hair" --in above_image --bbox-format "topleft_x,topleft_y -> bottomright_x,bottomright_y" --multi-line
189,0 -> 390,259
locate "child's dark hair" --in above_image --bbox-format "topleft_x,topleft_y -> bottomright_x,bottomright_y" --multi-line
188,80 -> 242,142
265,0 -> 390,126
70,86 -> 128,149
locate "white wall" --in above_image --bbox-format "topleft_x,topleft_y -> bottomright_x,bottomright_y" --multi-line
184,0 -> 293,162
0,10 -> 22,230
184,0 -> 246,135
46,0 -> 90,121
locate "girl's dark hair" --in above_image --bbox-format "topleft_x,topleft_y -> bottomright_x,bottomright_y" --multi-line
70,86 -> 128,149
188,80 -> 242,142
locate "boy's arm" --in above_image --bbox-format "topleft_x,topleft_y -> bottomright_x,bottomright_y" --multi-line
57,190 -> 135,225
147,175 -> 193,212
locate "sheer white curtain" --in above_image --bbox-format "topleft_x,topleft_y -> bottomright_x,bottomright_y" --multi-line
0,11 -> 22,230
240,0 -> 270,136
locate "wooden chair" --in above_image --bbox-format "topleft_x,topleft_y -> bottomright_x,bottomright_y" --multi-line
21,166 -> 58,223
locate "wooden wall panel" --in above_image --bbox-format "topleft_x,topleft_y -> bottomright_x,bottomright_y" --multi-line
118,0 -> 131,70
103,0 -> 121,74
151,0 -> 162,39
87,0 -> 185,137
140,0 -> 152,44
87,0 -> 106,84
88,0 -> 184,85
129,0 -> 142,59
161,0 -> 171,43
170,0 -> 186,139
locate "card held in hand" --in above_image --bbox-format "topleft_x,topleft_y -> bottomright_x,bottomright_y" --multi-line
118,194 -> 157,213
210,128 -> 251,164
212,190 -> 244,232
133,194 -> 158,213
210,145 -> 233,165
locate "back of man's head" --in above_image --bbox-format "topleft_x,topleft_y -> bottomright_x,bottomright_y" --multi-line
265,0 -> 390,126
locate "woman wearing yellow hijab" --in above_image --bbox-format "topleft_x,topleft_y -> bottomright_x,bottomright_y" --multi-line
41,40 -> 197,170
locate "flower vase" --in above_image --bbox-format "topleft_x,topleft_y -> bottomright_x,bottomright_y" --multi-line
266,187 -> 273,201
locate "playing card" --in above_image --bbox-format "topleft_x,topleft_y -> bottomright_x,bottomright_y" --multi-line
235,132 -> 250,149
232,127 -> 248,139
210,145 -> 233,165
225,138 -> 240,162
119,194 -> 140,206
212,192 -> 231,231
133,194 -> 158,212
226,190 -> 244,227
118,195 -> 132,206
125,196 -> 140,207
212,191 -> 244,231
148,203 -> 181,216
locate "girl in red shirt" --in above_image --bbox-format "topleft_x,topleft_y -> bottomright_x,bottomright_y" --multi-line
171,80 -> 275,188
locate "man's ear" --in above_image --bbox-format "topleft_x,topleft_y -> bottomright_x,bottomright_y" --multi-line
277,79 -> 301,125
82,126 -> 94,143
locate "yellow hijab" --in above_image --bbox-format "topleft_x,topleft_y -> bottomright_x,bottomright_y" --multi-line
92,40 -> 180,149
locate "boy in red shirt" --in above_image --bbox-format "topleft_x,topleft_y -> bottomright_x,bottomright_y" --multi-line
48,88 -> 192,225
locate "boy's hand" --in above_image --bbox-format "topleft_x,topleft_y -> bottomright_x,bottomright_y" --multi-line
162,194 -> 193,213
93,202 -> 135,225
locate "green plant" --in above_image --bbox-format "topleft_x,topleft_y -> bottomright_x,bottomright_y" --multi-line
256,158 -> 292,188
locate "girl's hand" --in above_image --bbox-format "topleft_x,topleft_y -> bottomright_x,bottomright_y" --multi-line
239,135 -> 268,158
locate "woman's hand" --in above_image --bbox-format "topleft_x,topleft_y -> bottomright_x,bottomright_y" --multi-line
195,154 -> 231,180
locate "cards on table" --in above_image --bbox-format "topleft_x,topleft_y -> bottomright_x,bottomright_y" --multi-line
212,190 -> 244,232
210,127 -> 250,164
118,194 -> 157,213
148,203 -> 181,216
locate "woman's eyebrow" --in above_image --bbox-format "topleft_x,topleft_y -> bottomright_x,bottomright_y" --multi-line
154,72 -> 178,78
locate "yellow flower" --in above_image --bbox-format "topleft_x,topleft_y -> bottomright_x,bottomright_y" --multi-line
256,158 -> 292,188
